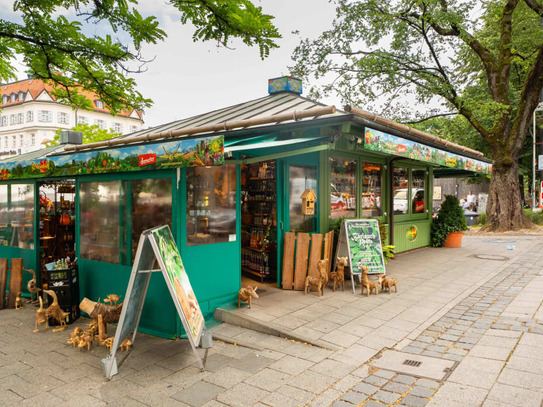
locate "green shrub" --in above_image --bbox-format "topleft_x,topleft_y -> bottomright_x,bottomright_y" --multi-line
431,195 -> 468,247
479,213 -> 486,225
524,209 -> 543,225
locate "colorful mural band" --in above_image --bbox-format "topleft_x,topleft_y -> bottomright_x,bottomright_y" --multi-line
364,129 -> 492,174
0,136 -> 224,180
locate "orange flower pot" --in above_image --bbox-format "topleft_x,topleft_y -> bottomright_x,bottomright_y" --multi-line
443,231 -> 463,248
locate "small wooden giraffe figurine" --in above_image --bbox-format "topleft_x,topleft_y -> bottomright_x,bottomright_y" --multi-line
360,266 -> 378,297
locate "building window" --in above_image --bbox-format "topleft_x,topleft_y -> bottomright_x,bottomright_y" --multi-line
26,111 -> 33,122
38,111 -> 52,122
10,94 -> 16,103
17,113 -> 23,124
2,95 -> 7,104
95,100 -> 104,109
4,137 -> 7,149
31,134 -> 35,146
362,162 -> 383,217
393,167 -> 409,215
130,125 -> 138,133
11,136 -> 16,148
77,116 -> 88,124
95,119 -> 106,129
112,122 -> 123,133
330,156 -> 356,220
186,165 -> 236,246
0,116 -> 4,127
19,135 -> 23,147
18,91 -> 24,101
58,112 -> 69,124
10,114 -> 16,125
7,184 -> 34,249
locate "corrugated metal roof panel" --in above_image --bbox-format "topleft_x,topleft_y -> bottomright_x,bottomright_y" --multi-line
0,145 -> 66,163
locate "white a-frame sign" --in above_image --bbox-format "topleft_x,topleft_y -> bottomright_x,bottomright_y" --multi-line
102,225 -> 212,380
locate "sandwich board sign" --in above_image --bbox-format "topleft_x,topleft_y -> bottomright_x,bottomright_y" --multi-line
102,225 -> 210,379
334,219 -> 386,293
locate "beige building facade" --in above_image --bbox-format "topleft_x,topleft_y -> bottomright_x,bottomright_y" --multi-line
0,78 -> 144,157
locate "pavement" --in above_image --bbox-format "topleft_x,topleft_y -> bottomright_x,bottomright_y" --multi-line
1,234 -> 543,407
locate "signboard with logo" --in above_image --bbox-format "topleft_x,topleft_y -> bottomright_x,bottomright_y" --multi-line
364,129 -> 492,174
334,219 -> 386,293
0,135 -> 224,180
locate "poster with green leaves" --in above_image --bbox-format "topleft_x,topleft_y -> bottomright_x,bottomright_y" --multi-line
344,219 -> 385,275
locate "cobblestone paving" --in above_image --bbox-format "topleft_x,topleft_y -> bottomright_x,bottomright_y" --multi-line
333,246 -> 543,406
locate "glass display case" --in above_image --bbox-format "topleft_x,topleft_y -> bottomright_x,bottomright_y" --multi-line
240,161 -> 277,281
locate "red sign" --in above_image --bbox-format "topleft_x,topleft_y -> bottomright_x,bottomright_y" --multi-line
139,153 -> 156,167
415,201 -> 425,213
397,145 -> 407,153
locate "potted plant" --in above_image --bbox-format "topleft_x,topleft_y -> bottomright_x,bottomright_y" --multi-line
431,195 -> 468,247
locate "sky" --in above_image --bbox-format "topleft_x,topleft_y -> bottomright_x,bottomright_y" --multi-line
2,0 -> 339,129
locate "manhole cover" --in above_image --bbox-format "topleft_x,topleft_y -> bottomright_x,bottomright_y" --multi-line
371,350 -> 455,381
483,239 -> 517,243
472,254 -> 509,261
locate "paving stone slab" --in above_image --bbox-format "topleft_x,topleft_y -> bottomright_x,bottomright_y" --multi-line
341,391 -> 367,405
373,390 -> 401,404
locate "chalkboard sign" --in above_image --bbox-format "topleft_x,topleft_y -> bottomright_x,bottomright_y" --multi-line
335,219 -> 386,293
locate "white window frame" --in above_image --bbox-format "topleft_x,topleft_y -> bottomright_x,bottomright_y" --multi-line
10,94 -> 16,103
31,134 -> 35,146
17,113 -> 23,124
10,114 -> 16,125
26,111 -> 33,122
95,119 -> 106,129
11,136 -> 16,148
38,110 -> 52,122
77,115 -> 88,124
95,100 -> 104,109
57,112 -> 69,124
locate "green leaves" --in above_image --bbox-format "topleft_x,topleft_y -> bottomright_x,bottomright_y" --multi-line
48,123 -> 122,147
1,0 -> 279,113
431,195 -> 467,247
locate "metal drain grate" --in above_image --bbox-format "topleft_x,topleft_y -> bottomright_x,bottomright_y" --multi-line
403,359 -> 422,367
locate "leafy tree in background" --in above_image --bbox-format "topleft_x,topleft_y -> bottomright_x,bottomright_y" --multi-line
47,123 -> 121,146
0,0 -> 279,114
291,0 -> 543,231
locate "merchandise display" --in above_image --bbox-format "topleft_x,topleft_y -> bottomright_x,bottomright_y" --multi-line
241,161 -> 277,281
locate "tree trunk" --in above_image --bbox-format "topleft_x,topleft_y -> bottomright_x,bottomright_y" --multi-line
484,160 -> 532,231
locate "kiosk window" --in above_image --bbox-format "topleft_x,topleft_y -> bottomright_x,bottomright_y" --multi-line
80,181 -> 121,263
131,178 -> 172,260
9,184 -> 34,249
411,170 -> 426,214
362,162 -> 382,217
0,185 -> 7,246
330,156 -> 356,219
186,165 -> 236,246
393,167 -> 409,215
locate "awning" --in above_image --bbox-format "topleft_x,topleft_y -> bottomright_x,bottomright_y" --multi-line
225,136 -> 328,153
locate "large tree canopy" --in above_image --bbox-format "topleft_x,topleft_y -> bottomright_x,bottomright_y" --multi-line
0,0 -> 279,113
292,0 -> 543,231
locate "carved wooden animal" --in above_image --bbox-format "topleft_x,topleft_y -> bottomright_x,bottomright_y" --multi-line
77,332 -> 93,351
67,327 -> 83,347
120,338 -> 132,351
360,266 -> 378,297
24,268 -> 41,303
304,258 -> 328,296
238,286 -> 259,308
34,296 -> 48,333
104,294 -> 121,305
378,275 -> 398,294
15,292 -> 23,310
104,337 -> 114,351
330,256 -> 348,292
44,289 -> 70,332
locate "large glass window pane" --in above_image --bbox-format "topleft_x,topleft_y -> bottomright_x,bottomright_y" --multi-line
330,157 -> 356,219
411,169 -> 426,214
0,185 -> 7,245
362,162 -> 382,217
80,181 -> 121,263
9,184 -> 34,249
393,167 -> 409,215
131,178 -> 172,259
187,165 -> 236,245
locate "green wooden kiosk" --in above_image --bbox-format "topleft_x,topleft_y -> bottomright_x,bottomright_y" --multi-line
0,77 -> 491,337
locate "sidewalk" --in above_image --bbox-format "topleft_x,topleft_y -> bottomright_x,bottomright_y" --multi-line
1,235 -> 542,406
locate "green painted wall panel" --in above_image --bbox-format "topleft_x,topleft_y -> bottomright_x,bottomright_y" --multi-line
0,246 -> 36,298
393,221 -> 431,253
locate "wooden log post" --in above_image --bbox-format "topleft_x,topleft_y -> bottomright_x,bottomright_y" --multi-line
282,232 -> 296,289
0,258 -> 7,309
293,233 -> 311,291
8,258 -> 23,309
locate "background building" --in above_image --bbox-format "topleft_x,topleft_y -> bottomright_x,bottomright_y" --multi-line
0,78 -> 144,157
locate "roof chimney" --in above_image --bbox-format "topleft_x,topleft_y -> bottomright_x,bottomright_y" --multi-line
268,76 -> 302,95
59,131 -> 83,145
